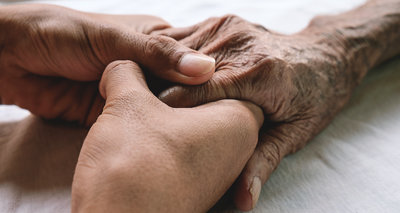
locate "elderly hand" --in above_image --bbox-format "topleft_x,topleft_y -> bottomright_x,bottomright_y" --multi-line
156,0 -> 400,210
156,15 -> 354,210
0,4 -> 215,125
72,60 -> 263,212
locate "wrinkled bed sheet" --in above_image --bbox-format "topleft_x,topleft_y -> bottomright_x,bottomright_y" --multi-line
1,0 -> 400,212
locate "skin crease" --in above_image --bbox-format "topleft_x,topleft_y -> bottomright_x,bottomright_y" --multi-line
155,0 -> 400,210
0,1 -> 399,212
0,4 -> 214,126
71,61 -> 264,213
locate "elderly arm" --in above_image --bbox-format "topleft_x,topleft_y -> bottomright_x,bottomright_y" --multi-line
306,0 -> 400,85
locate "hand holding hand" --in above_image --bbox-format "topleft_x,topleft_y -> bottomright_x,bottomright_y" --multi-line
0,4 -> 215,124
156,15 -> 359,210
72,60 -> 263,212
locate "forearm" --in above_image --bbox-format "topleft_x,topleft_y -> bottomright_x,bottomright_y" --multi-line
304,0 -> 400,86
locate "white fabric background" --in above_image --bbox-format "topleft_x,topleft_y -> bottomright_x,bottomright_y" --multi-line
1,0 -> 399,212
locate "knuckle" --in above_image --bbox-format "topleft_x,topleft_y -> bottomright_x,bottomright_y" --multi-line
219,14 -> 249,32
308,15 -> 332,28
213,14 -> 244,31
249,57 -> 296,119
253,23 -> 270,33
218,99 -> 258,126
204,14 -> 245,35
144,35 -> 176,57
223,30 -> 254,47
221,14 -> 243,23
206,16 -> 256,52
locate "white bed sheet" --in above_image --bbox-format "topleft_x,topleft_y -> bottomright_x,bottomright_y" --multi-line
1,0 -> 399,212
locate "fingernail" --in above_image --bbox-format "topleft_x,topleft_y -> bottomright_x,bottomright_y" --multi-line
178,53 -> 215,77
250,176 -> 261,209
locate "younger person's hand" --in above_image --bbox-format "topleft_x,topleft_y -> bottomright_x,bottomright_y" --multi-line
72,60 -> 263,212
0,4 -> 215,125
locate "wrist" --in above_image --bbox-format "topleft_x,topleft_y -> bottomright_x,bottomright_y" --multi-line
308,27 -> 369,88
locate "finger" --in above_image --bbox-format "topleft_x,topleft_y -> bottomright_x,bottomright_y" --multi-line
102,28 -> 215,85
152,16 -> 223,50
159,71 -> 242,108
151,25 -> 198,41
127,15 -> 171,34
89,14 -> 171,34
99,60 -> 151,100
233,121 -> 312,211
99,60 -> 174,122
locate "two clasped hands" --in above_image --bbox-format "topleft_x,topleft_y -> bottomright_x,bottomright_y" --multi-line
0,1 -> 399,212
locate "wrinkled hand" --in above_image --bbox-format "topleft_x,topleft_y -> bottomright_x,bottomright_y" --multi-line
0,4 -> 215,125
156,15 -> 355,210
72,60 -> 263,212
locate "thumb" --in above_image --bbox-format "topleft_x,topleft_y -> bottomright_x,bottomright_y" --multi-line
99,60 -> 159,106
233,121 -> 313,211
159,71 -> 242,108
102,28 -> 215,85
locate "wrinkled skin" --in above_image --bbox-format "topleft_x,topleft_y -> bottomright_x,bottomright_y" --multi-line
72,61 -> 264,213
0,0 -> 400,210
156,3 -> 400,209
0,4 -> 214,125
